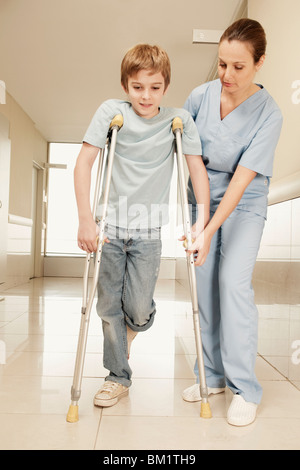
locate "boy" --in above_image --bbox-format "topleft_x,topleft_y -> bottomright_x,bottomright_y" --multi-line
74,44 -> 209,407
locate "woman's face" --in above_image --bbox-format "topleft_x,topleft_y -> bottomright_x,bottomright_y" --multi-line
218,39 -> 264,95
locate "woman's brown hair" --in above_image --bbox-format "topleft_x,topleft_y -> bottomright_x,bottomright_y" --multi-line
219,18 -> 267,63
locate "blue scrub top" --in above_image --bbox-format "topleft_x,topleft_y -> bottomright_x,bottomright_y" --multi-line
184,79 -> 283,218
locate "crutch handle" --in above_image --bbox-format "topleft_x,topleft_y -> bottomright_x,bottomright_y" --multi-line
172,117 -> 183,134
183,238 -> 195,249
110,114 -> 124,130
96,235 -> 106,247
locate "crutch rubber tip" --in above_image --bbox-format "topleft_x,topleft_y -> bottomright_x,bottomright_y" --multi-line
200,402 -> 212,419
66,405 -> 79,423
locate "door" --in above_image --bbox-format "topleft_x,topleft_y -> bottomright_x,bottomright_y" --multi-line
30,166 -> 38,278
0,113 -> 11,286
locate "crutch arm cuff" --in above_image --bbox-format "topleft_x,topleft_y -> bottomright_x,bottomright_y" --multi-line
172,117 -> 183,134
110,114 -> 123,130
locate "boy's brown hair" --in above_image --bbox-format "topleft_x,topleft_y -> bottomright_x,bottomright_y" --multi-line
121,44 -> 171,92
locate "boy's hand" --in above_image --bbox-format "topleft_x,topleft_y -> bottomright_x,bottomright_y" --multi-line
77,219 -> 109,253
178,219 -> 203,250
186,229 -> 211,267
179,221 -> 210,267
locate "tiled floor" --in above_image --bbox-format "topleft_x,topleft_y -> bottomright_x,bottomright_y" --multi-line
0,276 -> 299,450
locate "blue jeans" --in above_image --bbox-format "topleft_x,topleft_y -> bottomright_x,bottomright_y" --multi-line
96,225 -> 162,387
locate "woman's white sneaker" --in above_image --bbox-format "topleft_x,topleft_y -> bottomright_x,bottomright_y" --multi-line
227,394 -> 257,426
182,384 -> 225,402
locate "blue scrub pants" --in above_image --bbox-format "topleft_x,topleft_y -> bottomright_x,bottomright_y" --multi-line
193,208 -> 265,404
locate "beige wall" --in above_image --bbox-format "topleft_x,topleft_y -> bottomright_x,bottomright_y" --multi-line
248,0 -> 300,194
0,92 -> 48,289
249,1 -> 300,384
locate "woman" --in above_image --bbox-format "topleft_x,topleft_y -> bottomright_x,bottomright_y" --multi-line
183,18 -> 283,426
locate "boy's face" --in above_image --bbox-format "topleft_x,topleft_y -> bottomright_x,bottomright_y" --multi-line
123,69 -> 168,119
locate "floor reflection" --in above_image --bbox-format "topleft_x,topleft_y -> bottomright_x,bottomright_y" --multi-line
0,277 -> 299,450
254,279 -> 300,390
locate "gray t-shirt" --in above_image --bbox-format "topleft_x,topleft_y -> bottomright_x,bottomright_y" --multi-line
83,99 -> 202,228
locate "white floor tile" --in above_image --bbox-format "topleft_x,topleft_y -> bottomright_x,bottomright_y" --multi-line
0,277 -> 299,451
95,415 -> 300,450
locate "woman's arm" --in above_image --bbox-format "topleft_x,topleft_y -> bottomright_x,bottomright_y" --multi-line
74,142 -> 101,253
189,164 -> 257,266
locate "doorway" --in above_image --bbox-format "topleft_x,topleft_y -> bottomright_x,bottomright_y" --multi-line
0,113 -> 11,287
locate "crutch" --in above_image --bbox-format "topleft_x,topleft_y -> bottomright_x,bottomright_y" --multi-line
67,114 -> 123,423
172,117 -> 212,418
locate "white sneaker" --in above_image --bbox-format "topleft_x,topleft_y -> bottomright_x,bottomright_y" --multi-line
182,384 -> 225,402
94,381 -> 129,407
227,394 -> 257,426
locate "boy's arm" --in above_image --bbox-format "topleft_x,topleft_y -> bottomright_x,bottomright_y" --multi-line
74,142 -> 101,253
185,154 -> 210,229
183,154 -> 210,266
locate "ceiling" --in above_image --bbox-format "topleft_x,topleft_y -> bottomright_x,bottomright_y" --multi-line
0,0 -> 246,143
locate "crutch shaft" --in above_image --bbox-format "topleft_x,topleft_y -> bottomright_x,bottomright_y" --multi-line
67,115 -> 123,423
174,131 -> 194,248
70,306 -> 91,400
173,118 -> 212,418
